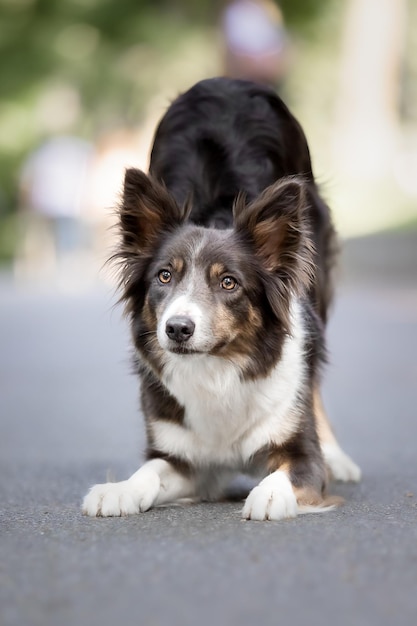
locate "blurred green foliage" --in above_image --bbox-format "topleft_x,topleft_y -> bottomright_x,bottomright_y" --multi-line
1,0 -> 415,264
0,0 -> 339,261
0,1 -> 334,193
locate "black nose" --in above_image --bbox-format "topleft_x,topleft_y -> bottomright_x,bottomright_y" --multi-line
165,316 -> 195,343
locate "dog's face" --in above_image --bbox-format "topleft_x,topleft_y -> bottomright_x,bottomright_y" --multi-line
117,169 -> 314,377
146,225 -> 264,358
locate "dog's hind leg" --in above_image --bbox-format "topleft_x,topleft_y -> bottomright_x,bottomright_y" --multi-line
314,386 -> 361,483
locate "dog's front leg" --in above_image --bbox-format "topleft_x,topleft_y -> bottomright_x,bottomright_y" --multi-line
242,464 -> 337,522
82,458 -> 195,517
242,469 -> 298,521
242,431 -> 335,521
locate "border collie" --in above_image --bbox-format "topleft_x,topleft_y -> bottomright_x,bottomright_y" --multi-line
83,78 -> 360,521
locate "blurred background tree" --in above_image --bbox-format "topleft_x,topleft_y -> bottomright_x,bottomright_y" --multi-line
0,0 -> 416,264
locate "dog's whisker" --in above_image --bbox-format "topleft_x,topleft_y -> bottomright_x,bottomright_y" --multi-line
139,330 -> 158,338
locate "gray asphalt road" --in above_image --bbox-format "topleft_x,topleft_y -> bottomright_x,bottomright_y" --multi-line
1,235 -> 416,626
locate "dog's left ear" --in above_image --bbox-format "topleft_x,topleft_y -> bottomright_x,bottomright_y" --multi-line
234,178 -> 315,325
120,168 -> 189,252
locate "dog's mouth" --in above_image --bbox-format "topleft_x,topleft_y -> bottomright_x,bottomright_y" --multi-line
167,338 -> 230,356
167,344 -> 204,356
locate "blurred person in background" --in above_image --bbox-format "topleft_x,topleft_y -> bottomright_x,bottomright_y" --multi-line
85,128 -> 144,279
221,0 -> 290,88
16,135 -> 93,286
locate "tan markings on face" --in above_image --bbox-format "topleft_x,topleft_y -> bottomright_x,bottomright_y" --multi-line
146,290 -> 171,332
247,302 -> 263,329
209,262 -> 226,282
141,294 -> 167,369
211,303 -> 238,344
143,293 -> 157,330
171,257 -> 184,274
211,301 -> 263,359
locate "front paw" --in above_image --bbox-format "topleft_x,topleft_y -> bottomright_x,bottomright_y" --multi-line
82,473 -> 160,517
242,471 -> 298,521
322,443 -> 362,483
82,481 -> 137,517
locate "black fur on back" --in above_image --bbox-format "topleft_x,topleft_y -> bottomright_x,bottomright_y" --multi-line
149,77 -> 337,323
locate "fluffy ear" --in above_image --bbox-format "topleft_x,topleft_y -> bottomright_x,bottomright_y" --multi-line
234,177 -> 315,327
114,169 -> 189,314
120,168 -> 188,252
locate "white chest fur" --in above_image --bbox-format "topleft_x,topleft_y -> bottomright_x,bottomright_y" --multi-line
151,299 -> 306,467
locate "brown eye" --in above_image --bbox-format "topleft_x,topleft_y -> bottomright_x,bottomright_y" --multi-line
221,276 -> 238,291
158,270 -> 172,284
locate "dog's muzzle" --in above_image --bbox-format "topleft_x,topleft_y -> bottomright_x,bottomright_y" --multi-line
165,316 -> 195,343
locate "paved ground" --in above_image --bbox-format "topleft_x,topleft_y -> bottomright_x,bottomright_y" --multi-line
1,233 -> 416,626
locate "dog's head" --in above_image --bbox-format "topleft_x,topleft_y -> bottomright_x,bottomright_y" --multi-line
115,169 -> 314,377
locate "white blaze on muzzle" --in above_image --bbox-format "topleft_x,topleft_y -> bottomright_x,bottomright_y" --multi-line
157,294 -> 213,352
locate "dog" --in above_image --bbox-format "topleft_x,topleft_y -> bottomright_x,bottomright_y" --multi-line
83,77 -> 361,521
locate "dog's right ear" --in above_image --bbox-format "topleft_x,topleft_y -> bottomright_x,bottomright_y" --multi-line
120,168 -> 188,252
233,177 -> 315,333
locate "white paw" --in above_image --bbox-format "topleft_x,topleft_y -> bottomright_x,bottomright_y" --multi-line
322,443 -> 362,483
242,471 -> 298,521
82,481 -> 139,517
82,471 -> 161,517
